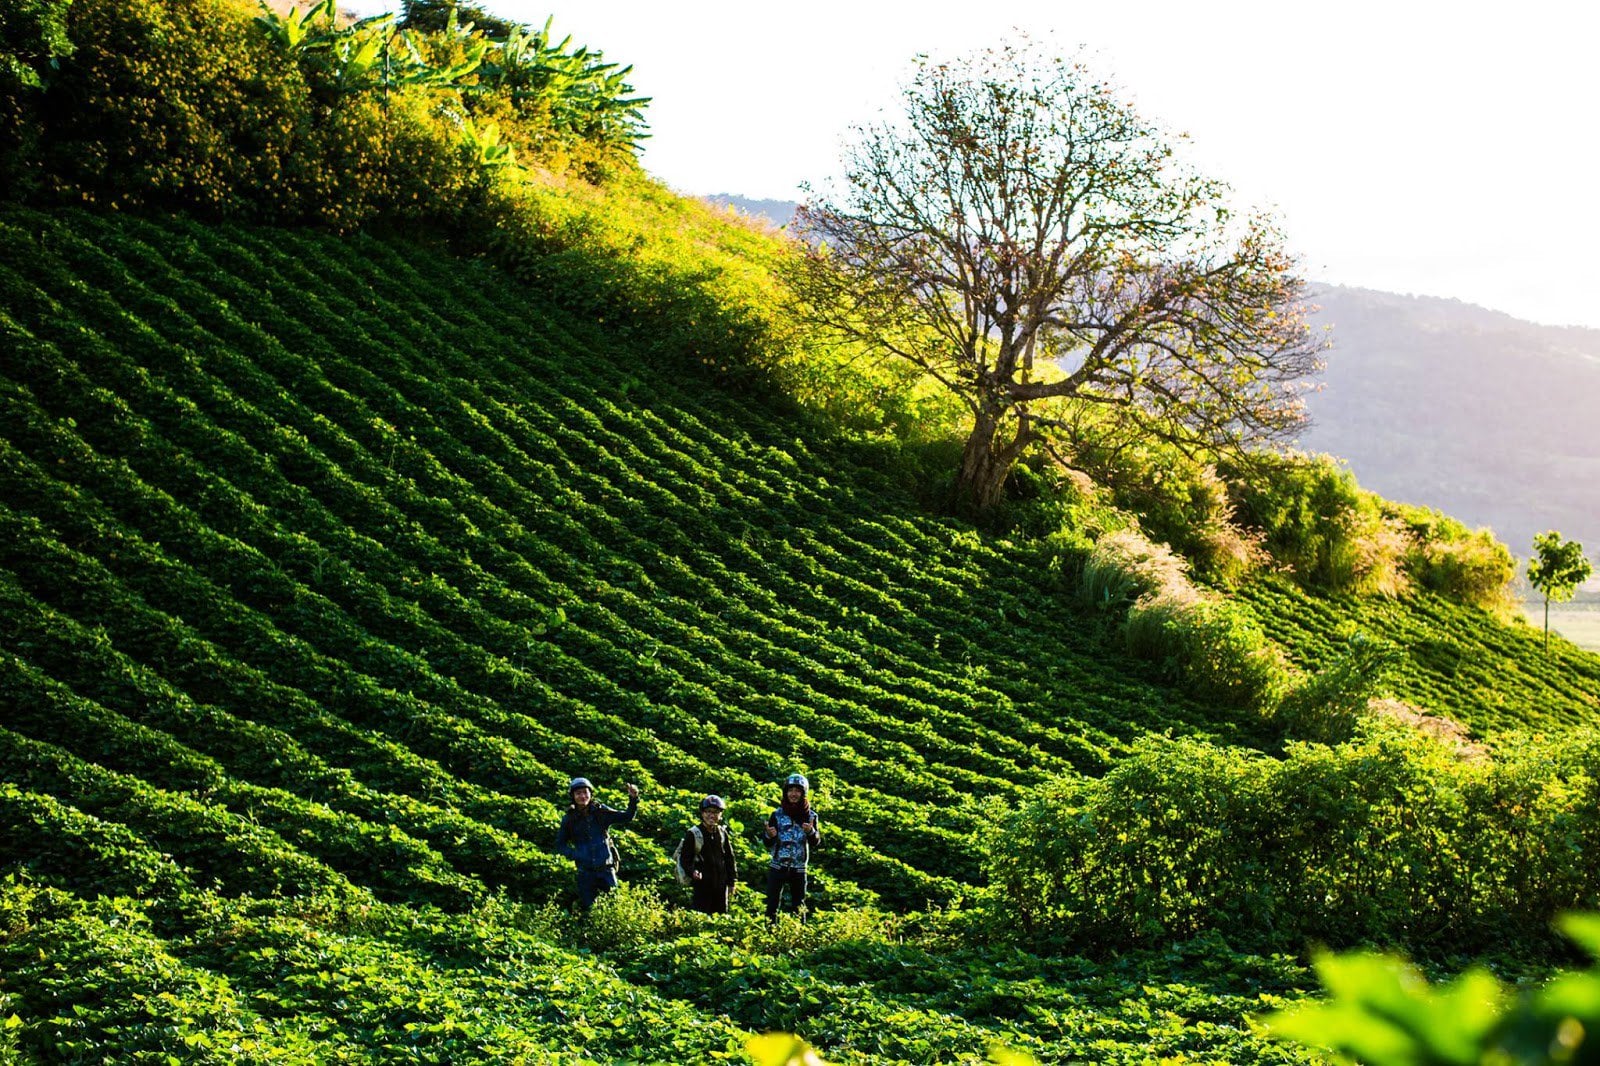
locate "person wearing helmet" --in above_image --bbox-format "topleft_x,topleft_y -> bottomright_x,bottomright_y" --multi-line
555,776 -> 639,908
679,794 -> 739,914
763,773 -> 821,922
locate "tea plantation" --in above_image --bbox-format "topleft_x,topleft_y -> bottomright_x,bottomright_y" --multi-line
2,200 -> 1598,1062
0,204 -> 1291,1061
6,0 -> 1600,1058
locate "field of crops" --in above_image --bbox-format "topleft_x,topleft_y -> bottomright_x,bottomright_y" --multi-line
0,205 -> 1595,1062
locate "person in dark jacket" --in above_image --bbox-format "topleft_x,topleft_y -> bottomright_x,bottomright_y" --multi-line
763,773 -> 820,922
555,776 -> 638,908
680,794 -> 738,914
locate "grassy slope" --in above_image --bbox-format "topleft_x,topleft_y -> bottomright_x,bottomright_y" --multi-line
0,200 -> 1596,1062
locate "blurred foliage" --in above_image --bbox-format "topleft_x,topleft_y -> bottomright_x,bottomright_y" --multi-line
1268,913 -> 1600,1066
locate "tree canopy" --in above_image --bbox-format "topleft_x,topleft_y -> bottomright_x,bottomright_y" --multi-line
789,42 -> 1324,515
1528,530 -> 1592,653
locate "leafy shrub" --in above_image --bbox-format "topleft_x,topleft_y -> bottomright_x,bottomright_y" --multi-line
1124,594 -> 1289,710
986,727 -> 1600,957
25,0 -> 495,228
1273,630 -> 1402,744
1225,452 -> 1410,595
1056,424 -> 1265,584
0,0 -> 72,93
1388,502 -> 1517,612
5,0 -> 651,229
33,0 -> 306,215
580,882 -> 676,953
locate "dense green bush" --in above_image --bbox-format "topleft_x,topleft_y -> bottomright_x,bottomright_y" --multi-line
1387,502 -> 1516,613
1,0 -> 651,229
1225,452 -> 1408,595
987,726 -> 1600,957
1124,594 -> 1288,710
1273,630 -> 1402,744
21,0 -> 489,227
0,0 -> 72,93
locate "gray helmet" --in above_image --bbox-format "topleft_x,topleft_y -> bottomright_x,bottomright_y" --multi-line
699,794 -> 726,811
568,777 -> 594,795
783,773 -> 809,793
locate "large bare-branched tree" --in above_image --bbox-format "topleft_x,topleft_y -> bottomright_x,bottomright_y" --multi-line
789,43 -> 1325,516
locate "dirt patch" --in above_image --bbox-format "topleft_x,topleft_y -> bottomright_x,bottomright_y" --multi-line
1368,697 -> 1489,761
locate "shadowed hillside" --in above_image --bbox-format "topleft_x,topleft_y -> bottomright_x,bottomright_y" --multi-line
1302,286 -> 1600,560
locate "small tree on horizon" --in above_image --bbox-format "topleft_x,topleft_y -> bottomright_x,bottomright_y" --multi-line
788,41 -> 1325,518
1527,530 -> 1592,654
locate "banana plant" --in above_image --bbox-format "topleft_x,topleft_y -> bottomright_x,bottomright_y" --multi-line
473,16 -> 649,148
256,2 -> 482,97
253,0 -> 337,53
457,117 -> 516,169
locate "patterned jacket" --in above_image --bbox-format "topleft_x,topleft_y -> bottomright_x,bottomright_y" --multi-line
766,806 -> 821,870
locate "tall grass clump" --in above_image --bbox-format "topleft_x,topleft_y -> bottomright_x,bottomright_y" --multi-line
1078,528 -> 1189,611
1082,529 -> 1287,709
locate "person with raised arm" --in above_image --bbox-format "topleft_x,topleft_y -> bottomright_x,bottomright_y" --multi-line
555,776 -> 638,908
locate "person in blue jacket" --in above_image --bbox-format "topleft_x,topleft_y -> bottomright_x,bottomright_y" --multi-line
763,773 -> 820,922
555,776 -> 638,908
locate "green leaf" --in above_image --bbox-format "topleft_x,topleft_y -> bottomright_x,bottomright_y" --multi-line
746,1033 -> 829,1066
1559,913 -> 1600,960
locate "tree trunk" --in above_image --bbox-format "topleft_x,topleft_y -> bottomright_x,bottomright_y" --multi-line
952,406 -> 1031,518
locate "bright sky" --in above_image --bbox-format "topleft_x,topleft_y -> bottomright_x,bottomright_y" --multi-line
481,0 -> 1599,329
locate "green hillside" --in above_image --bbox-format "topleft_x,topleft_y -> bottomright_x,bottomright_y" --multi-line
0,206 -> 1312,1062
4,1 -> 1600,1061
1,198 -> 1597,1063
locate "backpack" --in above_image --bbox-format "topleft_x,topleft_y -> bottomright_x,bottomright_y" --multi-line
670,826 -> 703,886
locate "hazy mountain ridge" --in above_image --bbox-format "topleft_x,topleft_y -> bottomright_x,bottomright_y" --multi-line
701,194 -> 1600,563
1302,285 -> 1600,561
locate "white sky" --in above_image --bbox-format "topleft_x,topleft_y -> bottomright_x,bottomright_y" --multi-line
479,0 -> 1599,329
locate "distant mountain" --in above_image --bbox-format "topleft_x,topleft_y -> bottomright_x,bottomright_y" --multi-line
1301,287 -> 1600,562
703,193 -> 796,228
697,196 -> 1600,562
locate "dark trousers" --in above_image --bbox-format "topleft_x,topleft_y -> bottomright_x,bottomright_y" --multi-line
576,866 -> 617,908
765,867 -> 807,921
690,880 -> 733,914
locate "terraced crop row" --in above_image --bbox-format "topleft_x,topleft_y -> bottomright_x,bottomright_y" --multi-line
0,207 -> 1259,914
1237,577 -> 1600,736
6,206 -> 1598,928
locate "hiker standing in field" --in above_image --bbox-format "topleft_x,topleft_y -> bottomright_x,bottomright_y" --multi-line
764,773 -> 820,922
677,794 -> 738,914
555,776 -> 638,908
